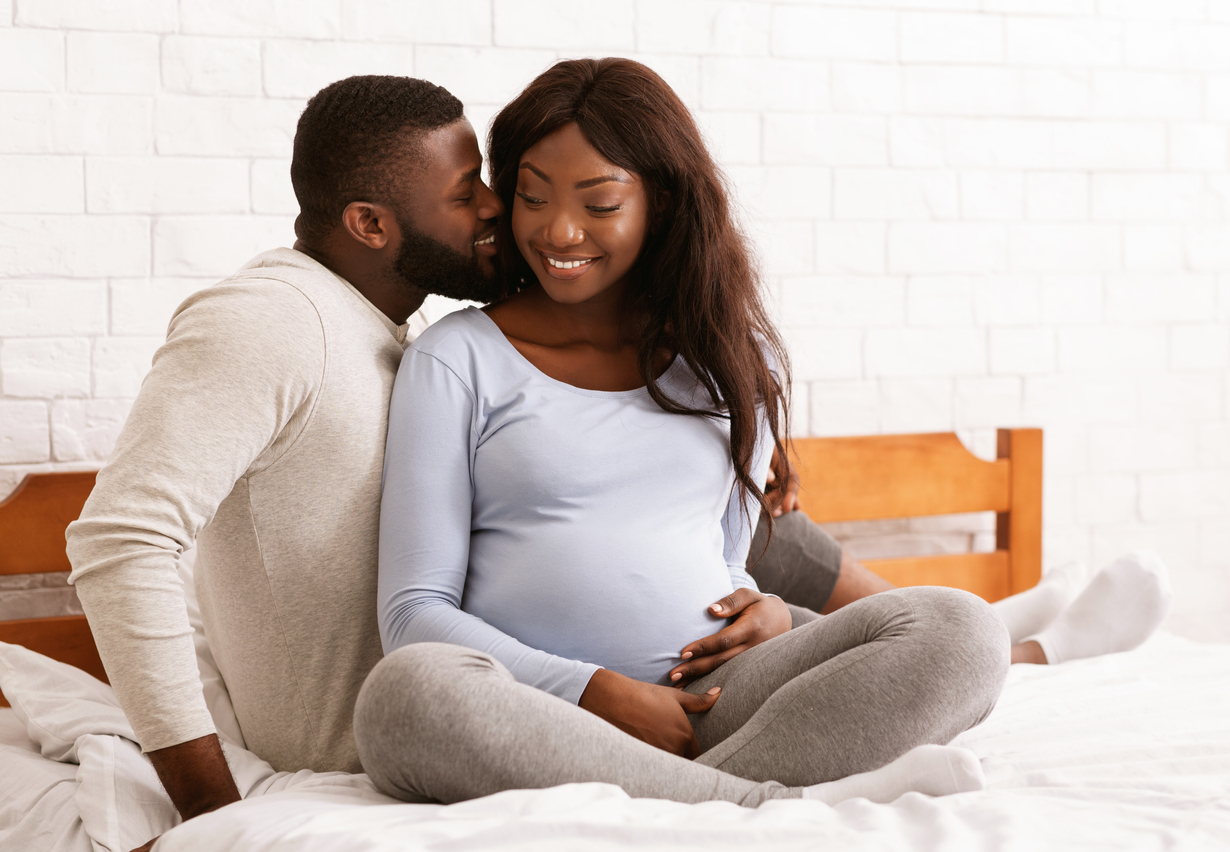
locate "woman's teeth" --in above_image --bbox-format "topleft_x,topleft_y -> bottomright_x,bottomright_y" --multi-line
547,257 -> 594,269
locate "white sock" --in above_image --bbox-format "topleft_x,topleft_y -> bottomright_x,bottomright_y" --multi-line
992,560 -> 1088,645
1026,551 -> 1173,665
801,745 -> 986,805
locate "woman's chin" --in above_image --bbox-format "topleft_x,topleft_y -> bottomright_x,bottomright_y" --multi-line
536,279 -> 608,306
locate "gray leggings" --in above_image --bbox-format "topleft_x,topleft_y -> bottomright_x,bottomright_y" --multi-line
353,586 -> 1009,807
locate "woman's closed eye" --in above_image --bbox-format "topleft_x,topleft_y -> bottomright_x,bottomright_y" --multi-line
515,191 -> 545,206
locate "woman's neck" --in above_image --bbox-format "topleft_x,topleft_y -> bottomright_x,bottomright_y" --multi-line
483,282 -> 669,392
499,283 -> 631,347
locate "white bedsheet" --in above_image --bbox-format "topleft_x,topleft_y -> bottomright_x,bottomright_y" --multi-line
151,632 -> 1230,852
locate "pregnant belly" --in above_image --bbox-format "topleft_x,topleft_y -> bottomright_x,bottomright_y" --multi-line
464,533 -> 734,684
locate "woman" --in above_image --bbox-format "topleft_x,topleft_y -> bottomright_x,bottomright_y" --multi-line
364,58 -> 1008,807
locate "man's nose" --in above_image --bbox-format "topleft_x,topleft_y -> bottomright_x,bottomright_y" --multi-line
477,180 -> 503,220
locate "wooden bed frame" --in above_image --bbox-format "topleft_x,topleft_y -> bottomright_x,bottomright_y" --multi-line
0,471 -> 108,707
0,427 -> 1041,708
794,428 -> 1042,602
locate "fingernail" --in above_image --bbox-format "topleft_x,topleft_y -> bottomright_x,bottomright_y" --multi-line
710,604 -> 722,613
681,651 -> 692,660
708,687 -> 721,695
671,672 -> 682,682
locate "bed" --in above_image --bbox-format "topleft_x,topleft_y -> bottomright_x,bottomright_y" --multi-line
2,430 -> 1229,851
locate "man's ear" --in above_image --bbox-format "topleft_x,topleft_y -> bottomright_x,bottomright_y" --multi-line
341,201 -> 397,250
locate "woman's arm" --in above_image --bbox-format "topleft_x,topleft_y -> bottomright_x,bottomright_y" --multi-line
670,413 -> 790,684
378,346 -> 600,704
721,413 -> 778,585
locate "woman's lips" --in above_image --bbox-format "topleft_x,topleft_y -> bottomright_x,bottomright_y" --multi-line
538,251 -> 598,280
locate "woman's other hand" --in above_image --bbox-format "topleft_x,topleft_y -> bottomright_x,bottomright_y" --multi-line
669,590 -> 792,685
578,668 -> 720,758
764,447 -> 802,516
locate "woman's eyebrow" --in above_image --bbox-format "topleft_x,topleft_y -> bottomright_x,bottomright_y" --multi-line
518,162 -> 630,189
519,162 -> 551,183
575,174 -> 629,189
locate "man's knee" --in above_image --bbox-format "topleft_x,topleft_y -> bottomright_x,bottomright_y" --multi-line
748,511 -> 843,613
354,643 -> 506,801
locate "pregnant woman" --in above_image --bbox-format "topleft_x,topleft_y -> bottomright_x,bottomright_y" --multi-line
357,58 -> 1009,807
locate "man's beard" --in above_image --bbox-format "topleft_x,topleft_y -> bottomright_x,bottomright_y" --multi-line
392,218 -> 505,304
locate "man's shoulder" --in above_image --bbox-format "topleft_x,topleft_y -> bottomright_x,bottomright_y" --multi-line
214,247 -> 338,307
175,250 -> 329,333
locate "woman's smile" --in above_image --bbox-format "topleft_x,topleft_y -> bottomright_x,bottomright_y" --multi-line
537,250 -> 602,279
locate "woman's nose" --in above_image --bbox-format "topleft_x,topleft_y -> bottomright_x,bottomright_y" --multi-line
543,209 -> 584,248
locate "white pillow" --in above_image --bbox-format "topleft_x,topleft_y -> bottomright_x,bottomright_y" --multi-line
0,545 -> 245,755
0,642 -> 134,762
0,641 -> 285,850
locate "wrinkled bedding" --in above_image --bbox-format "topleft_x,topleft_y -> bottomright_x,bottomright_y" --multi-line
4,633 -> 1230,852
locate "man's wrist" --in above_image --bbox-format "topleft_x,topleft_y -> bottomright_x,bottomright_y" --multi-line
146,733 -> 242,820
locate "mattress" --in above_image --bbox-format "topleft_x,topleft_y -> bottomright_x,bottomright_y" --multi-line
156,632 -> 1230,851
4,633 -> 1230,852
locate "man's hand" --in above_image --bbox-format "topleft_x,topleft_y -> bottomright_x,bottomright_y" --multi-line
578,668 -> 720,758
765,446 -> 802,516
127,733 -> 242,850
668,589 -> 792,685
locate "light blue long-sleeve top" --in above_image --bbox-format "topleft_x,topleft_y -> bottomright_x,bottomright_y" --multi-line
378,307 -> 774,704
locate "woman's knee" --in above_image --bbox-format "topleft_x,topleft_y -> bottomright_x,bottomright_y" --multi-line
908,587 -> 1011,715
354,643 -> 507,800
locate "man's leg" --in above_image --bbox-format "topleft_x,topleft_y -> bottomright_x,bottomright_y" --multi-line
684,587 -> 1009,786
748,511 -> 893,615
352,643 -> 801,806
748,512 -> 1112,665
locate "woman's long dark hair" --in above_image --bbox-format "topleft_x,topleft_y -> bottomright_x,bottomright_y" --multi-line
488,57 -> 791,526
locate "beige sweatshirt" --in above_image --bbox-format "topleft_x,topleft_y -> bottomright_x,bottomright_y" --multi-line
67,248 -> 417,773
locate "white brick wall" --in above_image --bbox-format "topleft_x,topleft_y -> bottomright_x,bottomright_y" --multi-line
0,0 -> 1227,642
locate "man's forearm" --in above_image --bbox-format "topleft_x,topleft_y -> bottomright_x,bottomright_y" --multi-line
147,734 -> 242,820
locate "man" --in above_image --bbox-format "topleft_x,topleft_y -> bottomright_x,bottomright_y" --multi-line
66,76 -> 504,841
64,75 -> 873,848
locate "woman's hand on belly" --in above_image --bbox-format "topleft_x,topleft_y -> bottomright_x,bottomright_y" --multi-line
668,589 -> 793,686
578,668 -> 721,759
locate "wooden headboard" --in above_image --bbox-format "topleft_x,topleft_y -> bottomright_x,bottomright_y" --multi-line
0,428 -> 1042,703
792,428 -> 1042,602
0,471 -> 107,707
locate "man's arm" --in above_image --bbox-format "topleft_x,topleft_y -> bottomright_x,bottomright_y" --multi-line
67,279 -> 324,825
764,444 -> 802,516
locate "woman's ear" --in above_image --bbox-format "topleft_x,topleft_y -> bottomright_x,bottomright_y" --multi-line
650,190 -> 671,235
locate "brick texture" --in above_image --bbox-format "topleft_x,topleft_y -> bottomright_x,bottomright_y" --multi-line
0,1 -> 1226,640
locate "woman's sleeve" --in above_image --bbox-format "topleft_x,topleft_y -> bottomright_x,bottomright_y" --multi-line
720,409 -> 776,592
377,346 -> 601,704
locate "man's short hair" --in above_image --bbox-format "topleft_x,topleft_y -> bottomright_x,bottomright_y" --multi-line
291,75 -> 464,244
